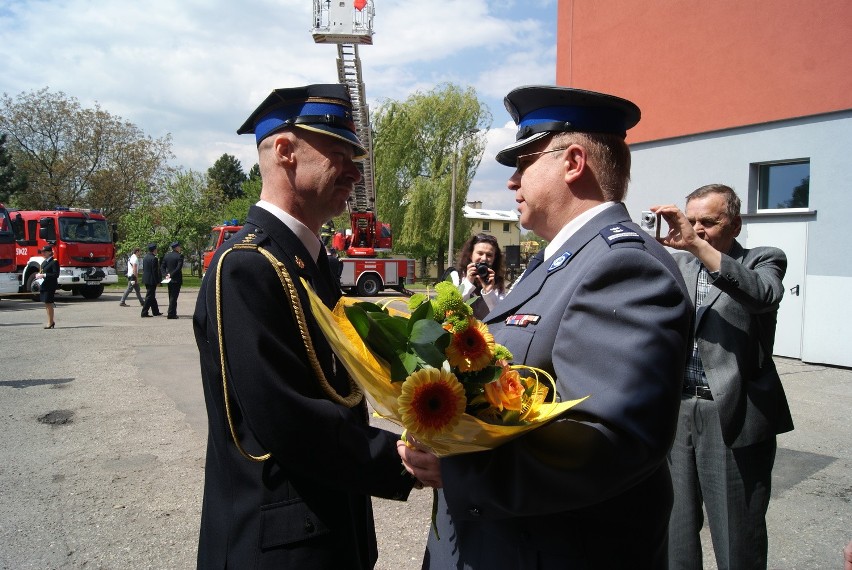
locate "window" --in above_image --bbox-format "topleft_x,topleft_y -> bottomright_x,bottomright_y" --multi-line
503,222 -> 511,233
758,161 -> 810,210
482,221 -> 491,231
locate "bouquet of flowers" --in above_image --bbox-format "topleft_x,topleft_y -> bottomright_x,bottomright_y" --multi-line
303,280 -> 587,457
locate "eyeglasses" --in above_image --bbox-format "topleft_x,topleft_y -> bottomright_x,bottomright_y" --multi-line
515,147 -> 569,172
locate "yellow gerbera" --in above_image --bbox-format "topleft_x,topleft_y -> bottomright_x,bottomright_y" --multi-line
446,319 -> 495,372
398,368 -> 467,439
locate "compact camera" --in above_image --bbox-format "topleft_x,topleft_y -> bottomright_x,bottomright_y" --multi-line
640,210 -> 662,238
474,261 -> 492,284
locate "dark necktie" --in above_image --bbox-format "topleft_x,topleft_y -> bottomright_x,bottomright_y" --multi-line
519,251 -> 544,283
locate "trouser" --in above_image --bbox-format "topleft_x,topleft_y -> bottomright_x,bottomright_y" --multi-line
141,284 -> 160,316
120,276 -> 143,305
668,396 -> 776,570
166,280 -> 181,317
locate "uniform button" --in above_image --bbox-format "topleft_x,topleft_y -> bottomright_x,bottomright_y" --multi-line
468,507 -> 481,517
304,517 -> 315,533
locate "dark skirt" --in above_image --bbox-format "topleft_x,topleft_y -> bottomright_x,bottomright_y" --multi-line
40,288 -> 56,303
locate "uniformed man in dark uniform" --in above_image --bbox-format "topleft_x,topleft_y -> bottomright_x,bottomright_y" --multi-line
160,241 -> 184,319
193,84 -> 440,569
140,243 -> 162,318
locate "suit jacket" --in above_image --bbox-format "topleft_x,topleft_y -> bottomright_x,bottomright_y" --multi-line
160,250 -> 184,284
40,256 -> 60,292
193,205 -> 413,569
141,252 -> 161,287
674,240 -> 794,448
425,203 -> 693,569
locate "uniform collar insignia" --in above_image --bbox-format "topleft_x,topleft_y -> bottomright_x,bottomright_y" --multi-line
547,250 -> 572,272
294,255 -> 305,269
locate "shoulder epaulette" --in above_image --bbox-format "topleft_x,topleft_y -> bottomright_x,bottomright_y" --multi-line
599,224 -> 645,246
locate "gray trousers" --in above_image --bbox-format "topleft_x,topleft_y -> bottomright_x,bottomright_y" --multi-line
120,275 -> 143,305
668,395 -> 776,570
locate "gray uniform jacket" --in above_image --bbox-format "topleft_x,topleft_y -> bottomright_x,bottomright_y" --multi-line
674,240 -> 794,448
424,203 -> 693,569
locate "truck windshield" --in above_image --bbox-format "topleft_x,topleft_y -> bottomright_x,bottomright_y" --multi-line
0,208 -> 13,243
59,218 -> 112,243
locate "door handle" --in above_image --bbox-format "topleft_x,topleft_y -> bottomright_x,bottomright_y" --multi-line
789,284 -> 800,296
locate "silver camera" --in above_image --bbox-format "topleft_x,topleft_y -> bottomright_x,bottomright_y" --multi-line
640,210 -> 661,237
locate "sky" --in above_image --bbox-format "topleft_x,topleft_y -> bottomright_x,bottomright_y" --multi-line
0,0 -> 558,214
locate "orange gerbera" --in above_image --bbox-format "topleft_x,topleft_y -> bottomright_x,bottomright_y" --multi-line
398,368 -> 467,439
446,319 -> 494,372
484,365 -> 525,412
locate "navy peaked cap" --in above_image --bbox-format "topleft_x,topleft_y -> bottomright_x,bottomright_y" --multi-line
237,84 -> 367,158
496,86 -> 640,166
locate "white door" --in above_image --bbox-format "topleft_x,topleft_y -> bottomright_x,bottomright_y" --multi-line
742,220 -> 807,359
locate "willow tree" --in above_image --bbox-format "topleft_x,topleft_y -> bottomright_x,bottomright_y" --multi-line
372,83 -> 491,275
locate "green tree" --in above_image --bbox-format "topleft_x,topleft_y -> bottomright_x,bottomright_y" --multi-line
0,88 -> 173,218
248,163 -> 261,181
159,170 -> 222,276
207,153 -> 247,200
372,83 -> 491,272
0,132 -> 28,203
218,175 -> 261,225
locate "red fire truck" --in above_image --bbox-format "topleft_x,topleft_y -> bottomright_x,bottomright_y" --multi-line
10,207 -> 119,299
201,220 -> 242,277
0,204 -> 19,296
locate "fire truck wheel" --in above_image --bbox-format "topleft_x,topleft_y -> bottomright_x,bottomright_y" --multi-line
356,274 -> 381,297
80,285 -> 104,299
24,273 -> 40,301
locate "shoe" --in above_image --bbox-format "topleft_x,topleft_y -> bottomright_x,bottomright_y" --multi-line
141,314 -> 151,318
44,322 -> 55,329
119,303 -> 128,307
153,312 -> 163,317
167,315 -> 178,320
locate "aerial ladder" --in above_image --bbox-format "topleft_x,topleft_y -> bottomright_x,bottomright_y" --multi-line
310,0 -> 414,295
311,0 -> 387,258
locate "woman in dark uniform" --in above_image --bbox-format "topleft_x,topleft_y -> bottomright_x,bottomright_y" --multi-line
36,244 -> 60,329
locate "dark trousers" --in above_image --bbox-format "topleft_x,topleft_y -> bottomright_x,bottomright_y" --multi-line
166,281 -> 181,317
121,276 -> 143,305
668,396 -> 776,570
142,284 -> 160,316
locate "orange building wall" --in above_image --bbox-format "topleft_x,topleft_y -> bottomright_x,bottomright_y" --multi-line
556,0 -> 852,143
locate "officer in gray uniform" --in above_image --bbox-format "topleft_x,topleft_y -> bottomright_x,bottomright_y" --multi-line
406,86 -> 693,569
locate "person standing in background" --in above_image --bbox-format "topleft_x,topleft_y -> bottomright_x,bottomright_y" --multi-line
36,244 -> 60,329
141,243 -> 162,318
160,241 -> 184,319
447,233 -> 507,319
119,247 -> 144,307
653,184 -> 794,570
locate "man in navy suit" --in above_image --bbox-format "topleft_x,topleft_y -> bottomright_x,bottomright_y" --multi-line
403,86 -> 692,569
194,84 -> 439,569
654,184 -> 794,569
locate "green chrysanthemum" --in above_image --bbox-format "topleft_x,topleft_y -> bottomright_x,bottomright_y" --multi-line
433,282 -> 470,319
494,344 -> 514,362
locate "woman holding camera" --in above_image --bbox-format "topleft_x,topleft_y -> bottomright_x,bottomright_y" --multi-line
449,233 -> 507,319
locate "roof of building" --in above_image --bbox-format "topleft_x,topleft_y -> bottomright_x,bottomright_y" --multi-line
463,205 -> 520,222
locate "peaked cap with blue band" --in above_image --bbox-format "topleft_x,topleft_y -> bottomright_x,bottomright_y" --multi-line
237,84 -> 367,158
495,86 -> 641,166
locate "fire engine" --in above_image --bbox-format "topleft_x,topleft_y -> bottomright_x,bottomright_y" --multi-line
201,220 -> 242,276
9,206 -> 119,299
311,0 -> 415,295
0,204 -> 19,295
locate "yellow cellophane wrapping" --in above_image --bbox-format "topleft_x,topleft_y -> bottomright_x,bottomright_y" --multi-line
302,279 -> 588,457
